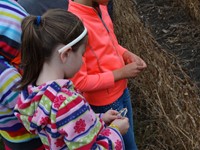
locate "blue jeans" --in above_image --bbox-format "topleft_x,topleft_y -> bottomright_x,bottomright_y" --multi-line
90,88 -> 138,150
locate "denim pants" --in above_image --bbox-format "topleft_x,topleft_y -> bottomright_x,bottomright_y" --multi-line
90,88 -> 138,150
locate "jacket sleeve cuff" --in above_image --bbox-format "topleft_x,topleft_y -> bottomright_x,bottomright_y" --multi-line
118,45 -> 128,56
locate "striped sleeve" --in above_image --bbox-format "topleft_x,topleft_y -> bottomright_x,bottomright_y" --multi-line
0,66 -> 21,131
0,0 -> 28,61
55,92 -> 124,150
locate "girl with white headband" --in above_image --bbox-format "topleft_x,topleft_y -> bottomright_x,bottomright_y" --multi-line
14,9 -> 129,150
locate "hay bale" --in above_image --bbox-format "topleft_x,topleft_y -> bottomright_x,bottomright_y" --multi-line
176,0 -> 200,21
113,0 -> 200,149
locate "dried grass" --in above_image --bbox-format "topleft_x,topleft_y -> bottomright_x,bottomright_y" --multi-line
177,0 -> 200,21
113,0 -> 200,149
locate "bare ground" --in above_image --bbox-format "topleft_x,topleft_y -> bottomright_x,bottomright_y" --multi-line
135,0 -> 200,88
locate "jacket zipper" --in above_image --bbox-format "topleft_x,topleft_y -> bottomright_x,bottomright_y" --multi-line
93,7 -> 124,94
94,7 -> 124,66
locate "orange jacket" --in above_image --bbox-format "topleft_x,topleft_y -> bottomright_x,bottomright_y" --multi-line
69,0 -> 127,106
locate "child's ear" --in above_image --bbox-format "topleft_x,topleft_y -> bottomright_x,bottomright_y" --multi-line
60,48 -> 72,63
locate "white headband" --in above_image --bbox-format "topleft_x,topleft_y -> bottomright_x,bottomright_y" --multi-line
58,27 -> 87,53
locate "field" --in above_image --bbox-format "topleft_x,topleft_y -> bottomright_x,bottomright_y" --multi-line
135,0 -> 200,87
113,0 -> 200,149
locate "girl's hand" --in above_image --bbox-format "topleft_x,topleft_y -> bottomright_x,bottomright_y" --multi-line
113,62 -> 144,81
123,51 -> 147,69
113,51 -> 147,81
102,109 -> 119,125
110,117 -> 129,135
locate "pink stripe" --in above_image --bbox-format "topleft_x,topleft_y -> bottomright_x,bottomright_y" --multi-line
57,96 -> 83,117
0,17 -> 21,30
1,68 -> 17,83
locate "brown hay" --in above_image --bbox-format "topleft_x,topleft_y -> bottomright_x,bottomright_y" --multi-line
113,0 -> 200,149
176,0 -> 200,21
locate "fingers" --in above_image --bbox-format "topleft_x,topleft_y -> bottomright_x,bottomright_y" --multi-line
107,109 -> 118,115
110,110 -> 119,115
117,116 -> 128,120
138,58 -> 147,67
137,64 -> 146,70
128,59 -> 147,71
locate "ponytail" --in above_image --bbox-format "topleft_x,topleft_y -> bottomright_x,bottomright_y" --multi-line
17,15 -> 44,90
17,9 -> 85,90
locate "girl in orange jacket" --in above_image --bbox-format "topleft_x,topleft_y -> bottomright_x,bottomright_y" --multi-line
69,0 -> 147,149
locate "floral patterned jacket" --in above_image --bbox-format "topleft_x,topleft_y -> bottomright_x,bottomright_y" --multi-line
14,79 -> 125,150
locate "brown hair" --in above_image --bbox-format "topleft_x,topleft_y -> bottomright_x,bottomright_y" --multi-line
17,9 -> 85,90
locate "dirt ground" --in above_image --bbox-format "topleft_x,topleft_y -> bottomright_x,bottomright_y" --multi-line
134,0 -> 200,88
